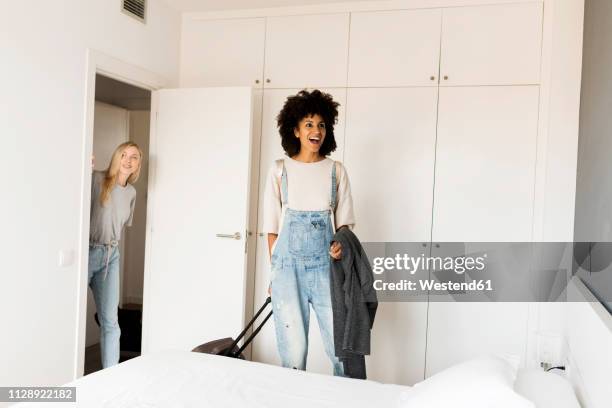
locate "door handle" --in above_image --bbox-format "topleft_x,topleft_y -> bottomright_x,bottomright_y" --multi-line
216,232 -> 241,240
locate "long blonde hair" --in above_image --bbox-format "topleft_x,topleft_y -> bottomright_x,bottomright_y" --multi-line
100,142 -> 143,206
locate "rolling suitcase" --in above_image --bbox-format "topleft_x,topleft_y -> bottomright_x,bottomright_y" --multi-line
192,296 -> 273,359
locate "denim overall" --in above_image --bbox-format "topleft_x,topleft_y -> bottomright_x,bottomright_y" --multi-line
270,161 -> 343,376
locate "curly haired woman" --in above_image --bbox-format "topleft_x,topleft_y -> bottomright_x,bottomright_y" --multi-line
263,89 -> 355,376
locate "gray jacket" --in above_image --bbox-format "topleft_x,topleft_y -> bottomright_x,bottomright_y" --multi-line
330,227 -> 378,358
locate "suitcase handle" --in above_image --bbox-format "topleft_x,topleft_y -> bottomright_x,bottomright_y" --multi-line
224,297 -> 272,357
233,309 -> 273,357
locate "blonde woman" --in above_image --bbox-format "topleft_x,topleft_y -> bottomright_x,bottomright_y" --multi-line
89,142 -> 141,368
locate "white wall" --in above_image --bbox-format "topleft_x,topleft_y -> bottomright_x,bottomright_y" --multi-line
521,0 -> 585,374
0,0 -> 180,389
567,280 -> 612,408
571,1 -> 612,406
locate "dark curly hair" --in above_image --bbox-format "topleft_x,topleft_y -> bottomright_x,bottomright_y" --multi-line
276,89 -> 339,157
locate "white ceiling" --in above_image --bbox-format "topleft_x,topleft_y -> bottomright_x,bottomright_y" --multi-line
163,0 -> 371,13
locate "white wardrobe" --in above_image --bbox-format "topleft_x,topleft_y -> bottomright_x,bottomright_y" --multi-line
179,1 -> 567,385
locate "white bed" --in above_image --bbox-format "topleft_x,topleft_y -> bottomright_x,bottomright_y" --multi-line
14,351 -> 580,408
17,351 -> 406,407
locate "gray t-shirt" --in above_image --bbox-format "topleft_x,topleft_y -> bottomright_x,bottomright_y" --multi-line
90,171 -> 136,244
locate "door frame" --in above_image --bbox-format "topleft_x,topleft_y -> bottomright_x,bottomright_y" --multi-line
76,49 -> 170,378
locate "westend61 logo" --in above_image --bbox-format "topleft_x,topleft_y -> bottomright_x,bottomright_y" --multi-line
372,253 -> 487,275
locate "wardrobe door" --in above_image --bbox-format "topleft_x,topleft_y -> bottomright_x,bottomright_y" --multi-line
348,9 -> 442,87
432,86 -> 540,242
251,88 -> 347,374
180,17 -> 266,88
343,87 -> 438,385
263,14 -> 350,89
426,85 -> 540,377
345,88 -> 436,243
440,2 -> 543,86
425,302 -> 531,376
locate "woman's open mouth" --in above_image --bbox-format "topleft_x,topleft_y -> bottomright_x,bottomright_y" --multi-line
308,136 -> 321,146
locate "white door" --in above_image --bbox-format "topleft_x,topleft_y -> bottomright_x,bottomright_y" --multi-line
440,2 -> 543,86
251,88 -> 346,374
264,14 -> 350,89
142,87 -> 254,353
180,17 -> 266,88
343,87 -> 438,385
425,302 -> 530,376
426,85 -> 540,376
432,86 -> 540,242
344,88 -> 437,243
348,9 -> 442,87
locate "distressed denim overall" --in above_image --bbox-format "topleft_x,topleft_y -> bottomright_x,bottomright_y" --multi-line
270,161 -> 344,376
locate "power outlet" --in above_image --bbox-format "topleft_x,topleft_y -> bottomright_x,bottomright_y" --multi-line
537,332 -> 564,367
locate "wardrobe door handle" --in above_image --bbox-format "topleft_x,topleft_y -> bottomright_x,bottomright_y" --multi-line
216,232 -> 241,240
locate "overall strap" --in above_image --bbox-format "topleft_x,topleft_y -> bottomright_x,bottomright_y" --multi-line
330,161 -> 338,210
329,161 -> 340,233
275,159 -> 288,206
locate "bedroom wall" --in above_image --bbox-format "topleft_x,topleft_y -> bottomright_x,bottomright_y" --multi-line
575,1 -> 612,245
567,281 -> 612,408
522,0 -> 585,373
572,0 -> 612,406
0,0 -> 180,390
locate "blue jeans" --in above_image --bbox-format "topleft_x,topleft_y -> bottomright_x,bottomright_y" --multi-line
271,209 -> 344,376
88,245 -> 121,368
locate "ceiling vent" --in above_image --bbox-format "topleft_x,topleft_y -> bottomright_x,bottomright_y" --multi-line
122,0 -> 146,23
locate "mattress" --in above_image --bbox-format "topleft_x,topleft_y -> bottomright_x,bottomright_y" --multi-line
15,350 -> 408,407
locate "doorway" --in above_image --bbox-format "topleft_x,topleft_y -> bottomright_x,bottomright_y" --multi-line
78,51 -> 254,378
84,74 -> 151,374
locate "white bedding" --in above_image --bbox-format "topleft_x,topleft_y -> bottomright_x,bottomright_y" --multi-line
16,351 -> 408,407
15,352 -> 577,408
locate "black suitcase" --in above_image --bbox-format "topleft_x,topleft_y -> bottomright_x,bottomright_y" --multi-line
192,296 -> 273,359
